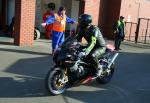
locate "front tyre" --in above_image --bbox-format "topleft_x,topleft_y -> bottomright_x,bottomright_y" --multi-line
46,68 -> 67,95
96,64 -> 115,84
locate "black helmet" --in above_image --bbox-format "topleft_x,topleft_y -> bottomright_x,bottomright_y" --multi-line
48,2 -> 55,10
79,14 -> 92,28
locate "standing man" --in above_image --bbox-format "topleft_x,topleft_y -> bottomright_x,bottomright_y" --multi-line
113,16 -> 126,50
42,2 -> 55,39
42,6 -> 77,54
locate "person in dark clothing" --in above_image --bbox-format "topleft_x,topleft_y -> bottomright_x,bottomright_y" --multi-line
76,14 -> 106,77
9,17 -> 15,33
114,16 -> 126,50
6,16 -> 15,37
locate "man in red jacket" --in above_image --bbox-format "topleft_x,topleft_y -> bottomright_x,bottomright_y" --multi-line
43,2 -> 55,39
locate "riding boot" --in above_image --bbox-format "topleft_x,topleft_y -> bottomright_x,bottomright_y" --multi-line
95,64 -> 103,77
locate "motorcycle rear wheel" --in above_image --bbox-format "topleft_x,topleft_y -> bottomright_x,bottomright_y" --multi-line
45,67 -> 67,95
96,64 -> 115,84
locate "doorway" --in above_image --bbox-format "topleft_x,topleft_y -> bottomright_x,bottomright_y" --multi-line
0,0 -> 15,45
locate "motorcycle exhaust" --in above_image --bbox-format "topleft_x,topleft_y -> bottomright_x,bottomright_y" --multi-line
107,53 -> 119,69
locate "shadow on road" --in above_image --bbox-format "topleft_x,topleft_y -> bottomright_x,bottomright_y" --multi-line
0,47 -> 54,98
63,52 -> 150,103
0,41 -> 14,46
0,76 -> 48,97
0,48 -> 50,56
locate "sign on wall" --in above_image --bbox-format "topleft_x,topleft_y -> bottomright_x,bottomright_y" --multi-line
127,14 -> 131,22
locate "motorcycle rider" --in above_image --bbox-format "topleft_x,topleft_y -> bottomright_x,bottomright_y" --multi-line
76,14 -> 106,77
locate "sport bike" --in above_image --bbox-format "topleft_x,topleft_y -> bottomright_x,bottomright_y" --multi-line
45,36 -> 119,95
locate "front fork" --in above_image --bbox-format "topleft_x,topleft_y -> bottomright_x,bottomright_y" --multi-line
58,68 -> 68,84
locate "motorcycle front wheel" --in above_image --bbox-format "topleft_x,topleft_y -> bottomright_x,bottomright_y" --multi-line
45,67 -> 67,95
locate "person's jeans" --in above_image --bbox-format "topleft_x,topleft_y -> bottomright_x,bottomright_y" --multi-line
52,30 -> 64,52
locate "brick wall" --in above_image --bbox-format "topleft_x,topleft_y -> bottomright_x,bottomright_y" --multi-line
106,0 -> 121,39
98,0 -> 109,38
98,0 -> 121,39
84,0 -> 100,26
83,0 -> 121,39
14,0 -> 36,46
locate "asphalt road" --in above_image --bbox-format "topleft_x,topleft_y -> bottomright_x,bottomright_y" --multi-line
0,38 -> 150,103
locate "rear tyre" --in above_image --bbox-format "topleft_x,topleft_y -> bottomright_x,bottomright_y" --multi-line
96,64 -> 115,84
45,67 -> 67,95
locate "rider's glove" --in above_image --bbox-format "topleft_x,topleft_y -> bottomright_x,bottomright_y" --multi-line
78,52 -> 86,58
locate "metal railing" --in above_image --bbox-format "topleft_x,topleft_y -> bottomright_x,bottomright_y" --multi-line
125,18 -> 150,44
125,22 -> 137,41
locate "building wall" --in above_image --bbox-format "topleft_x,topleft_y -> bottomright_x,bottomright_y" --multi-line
98,0 -> 121,39
99,0 -> 109,28
120,0 -> 150,23
140,1 -> 150,19
14,0 -> 36,46
70,0 -> 79,30
98,0 -> 150,40
35,0 -> 43,31
120,0 -> 150,41
106,0 -> 121,39
120,0 -> 139,23
84,0 -> 100,26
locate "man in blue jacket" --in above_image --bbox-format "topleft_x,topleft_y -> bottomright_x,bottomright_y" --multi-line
42,6 -> 77,54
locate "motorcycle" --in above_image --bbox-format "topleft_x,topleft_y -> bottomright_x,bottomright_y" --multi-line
45,36 -> 119,95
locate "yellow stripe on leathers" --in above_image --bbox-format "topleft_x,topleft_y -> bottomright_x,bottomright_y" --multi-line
82,37 -> 87,44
